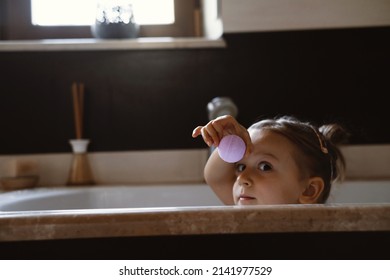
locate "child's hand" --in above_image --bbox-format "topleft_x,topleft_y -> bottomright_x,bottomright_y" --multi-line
192,115 -> 253,156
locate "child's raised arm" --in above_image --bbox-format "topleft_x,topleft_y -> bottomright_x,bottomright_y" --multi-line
192,115 -> 253,205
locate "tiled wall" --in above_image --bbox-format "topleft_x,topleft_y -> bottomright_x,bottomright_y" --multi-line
1,27 -> 389,155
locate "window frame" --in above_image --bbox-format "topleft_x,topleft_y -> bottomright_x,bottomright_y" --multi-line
2,0 -> 197,40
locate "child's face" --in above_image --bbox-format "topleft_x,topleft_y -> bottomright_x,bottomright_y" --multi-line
232,129 -> 308,205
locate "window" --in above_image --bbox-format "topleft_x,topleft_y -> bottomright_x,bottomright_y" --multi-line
1,0 -> 197,40
31,0 -> 175,26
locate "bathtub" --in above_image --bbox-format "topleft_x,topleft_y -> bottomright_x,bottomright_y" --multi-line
0,184 -> 224,212
0,180 -> 389,212
328,180 -> 390,204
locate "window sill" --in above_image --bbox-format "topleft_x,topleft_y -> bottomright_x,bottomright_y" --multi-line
0,37 -> 226,52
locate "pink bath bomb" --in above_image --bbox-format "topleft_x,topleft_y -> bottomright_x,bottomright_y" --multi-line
218,135 -> 246,163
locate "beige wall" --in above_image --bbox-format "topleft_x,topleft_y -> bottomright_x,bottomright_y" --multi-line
222,0 -> 390,32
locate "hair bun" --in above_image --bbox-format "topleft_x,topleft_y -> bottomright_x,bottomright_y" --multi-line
319,123 -> 350,145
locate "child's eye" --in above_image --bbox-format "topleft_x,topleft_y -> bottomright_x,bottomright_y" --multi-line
258,162 -> 272,171
235,163 -> 246,173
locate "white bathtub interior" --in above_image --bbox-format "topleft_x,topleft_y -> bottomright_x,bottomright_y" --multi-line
327,180 -> 390,204
0,180 -> 389,212
0,184 -> 224,212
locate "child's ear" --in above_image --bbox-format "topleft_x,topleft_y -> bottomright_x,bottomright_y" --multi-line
299,177 -> 325,204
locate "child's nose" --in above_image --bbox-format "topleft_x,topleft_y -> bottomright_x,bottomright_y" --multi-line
237,169 -> 253,187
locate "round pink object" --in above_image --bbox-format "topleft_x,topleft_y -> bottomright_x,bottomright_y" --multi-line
218,135 -> 246,163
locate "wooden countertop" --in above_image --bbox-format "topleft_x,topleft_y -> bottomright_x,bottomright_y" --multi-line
1,203 -> 389,242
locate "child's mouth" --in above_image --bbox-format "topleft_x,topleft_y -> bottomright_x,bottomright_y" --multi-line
239,195 -> 256,201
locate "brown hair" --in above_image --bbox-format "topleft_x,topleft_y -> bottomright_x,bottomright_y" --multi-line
249,116 -> 349,203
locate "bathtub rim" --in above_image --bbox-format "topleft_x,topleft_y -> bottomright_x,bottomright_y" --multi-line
0,203 -> 390,242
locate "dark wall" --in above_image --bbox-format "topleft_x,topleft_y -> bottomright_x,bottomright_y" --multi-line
1,27 -> 389,155
1,232 -> 389,259
0,1 -> 5,40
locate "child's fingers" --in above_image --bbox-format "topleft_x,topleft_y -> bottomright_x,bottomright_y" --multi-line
240,130 -> 253,157
203,124 -> 220,146
200,127 -> 214,147
244,138 -> 254,157
192,125 -> 220,147
211,120 -> 229,138
192,126 -> 202,138
212,115 -> 241,136
193,115 -> 245,147
192,126 -> 214,147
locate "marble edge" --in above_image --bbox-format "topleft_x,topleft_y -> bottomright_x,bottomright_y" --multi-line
1,204 -> 389,242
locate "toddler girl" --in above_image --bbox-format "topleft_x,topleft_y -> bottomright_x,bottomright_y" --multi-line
192,115 -> 349,205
